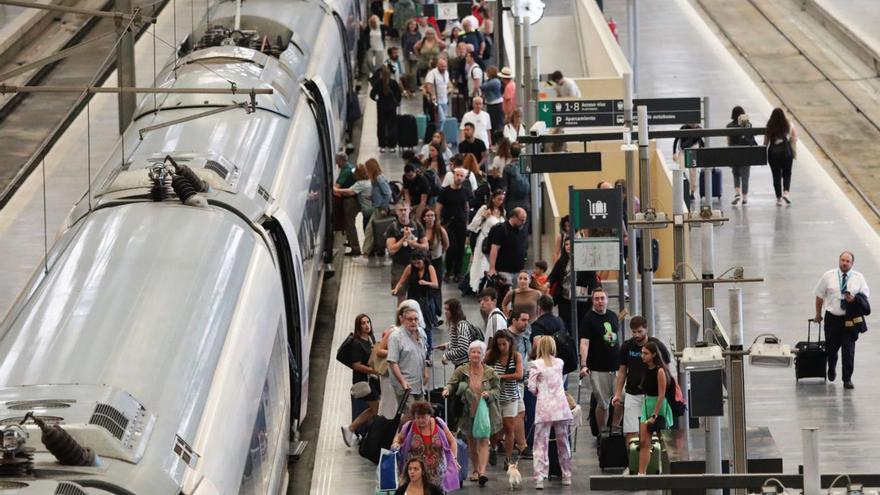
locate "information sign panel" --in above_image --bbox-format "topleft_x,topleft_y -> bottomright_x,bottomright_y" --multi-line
573,238 -> 620,271
539,97 -> 702,128
570,188 -> 621,230
520,152 -> 602,173
684,146 -> 767,168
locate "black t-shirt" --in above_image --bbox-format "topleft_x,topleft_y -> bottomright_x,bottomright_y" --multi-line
386,219 -> 425,267
578,309 -> 620,372
349,335 -> 375,384
437,185 -> 472,224
403,174 -> 430,204
619,337 -> 671,395
531,313 -> 566,341
489,221 -> 527,273
458,138 -> 487,162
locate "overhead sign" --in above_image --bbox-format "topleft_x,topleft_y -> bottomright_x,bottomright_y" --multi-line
520,152 -> 602,173
538,97 -> 702,128
684,146 -> 767,168
570,188 -> 621,230
422,3 -> 472,20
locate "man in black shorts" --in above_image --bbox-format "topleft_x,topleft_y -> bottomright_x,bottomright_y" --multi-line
578,288 -> 622,432
402,163 -> 430,219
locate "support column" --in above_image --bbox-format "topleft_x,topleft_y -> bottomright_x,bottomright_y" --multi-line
115,0 -> 136,135
672,164 -> 688,433
728,288 -> 747,490
623,72 -> 639,319
803,427 -> 820,495
637,105 -> 654,331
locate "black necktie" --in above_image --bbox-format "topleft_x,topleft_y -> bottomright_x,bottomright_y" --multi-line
841,272 -> 849,310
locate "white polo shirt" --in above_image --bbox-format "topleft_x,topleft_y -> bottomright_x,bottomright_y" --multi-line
425,68 -> 450,104
461,110 -> 492,146
813,268 -> 870,317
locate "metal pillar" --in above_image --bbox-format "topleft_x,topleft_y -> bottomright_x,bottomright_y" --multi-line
802,427 -> 821,495
627,0 -> 638,94
522,15 -> 532,125
115,0 -> 136,135
496,0 -> 505,66
529,43 -> 541,261
637,105 -> 654,331
728,288 -> 747,490
623,72 -> 640,319
672,164 -> 688,433
514,9 -> 524,111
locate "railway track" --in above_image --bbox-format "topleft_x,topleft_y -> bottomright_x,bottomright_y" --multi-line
693,0 -> 880,220
0,0 -> 166,209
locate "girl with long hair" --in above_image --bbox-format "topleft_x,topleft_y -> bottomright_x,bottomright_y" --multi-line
501,270 -> 544,322
423,143 -> 448,181
361,159 -> 393,258
764,107 -> 798,206
480,65 -> 504,143
527,336 -> 573,489
435,298 -> 472,367
502,108 -> 526,143
484,330 -> 527,469
340,314 -> 380,447
637,341 -> 673,474
401,20 -> 423,90
392,253 -> 440,330
421,208 -> 449,321
394,457 -> 444,495
365,15 -> 385,75
467,189 -> 505,293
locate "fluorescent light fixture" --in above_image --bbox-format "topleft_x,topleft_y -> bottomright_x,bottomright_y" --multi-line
681,345 -> 724,371
748,335 -> 793,368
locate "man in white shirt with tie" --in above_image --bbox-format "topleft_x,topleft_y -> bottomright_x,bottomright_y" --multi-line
813,250 -> 869,389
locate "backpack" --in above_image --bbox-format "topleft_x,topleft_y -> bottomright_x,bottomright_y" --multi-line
388,180 -> 403,205
481,222 -> 505,255
552,330 -> 578,375
504,164 -> 530,199
335,333 -> 358,368
464,320 -> 484,344
487,308 -> 507,337
422,169 -> 443,199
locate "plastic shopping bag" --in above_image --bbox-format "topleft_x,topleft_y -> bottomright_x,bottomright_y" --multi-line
472,398 -> 491,439
377,448 -> 399,491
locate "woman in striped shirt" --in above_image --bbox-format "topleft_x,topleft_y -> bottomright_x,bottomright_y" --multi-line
484,330 -> 526,469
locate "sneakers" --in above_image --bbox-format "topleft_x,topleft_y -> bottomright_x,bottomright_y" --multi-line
562,476 -> 572,486
535,479 -> 544,490
782,193 -> 792,204
844,381 -> 855,389
340,425 -> 355,447
731,194 -> 741,205
776,198 -> 783,206
741,196 -> 749,205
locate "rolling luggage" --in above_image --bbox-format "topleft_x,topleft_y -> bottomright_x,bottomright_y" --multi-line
795,319 -> 827,381
423,121 -> 437,145
456,436 -> 469,487
597,430 -> 628,471
397,114 -> 419,149
698,168 -> 722,199
628,436 -> 661,474
359,390 -> 410,464
442,117 -> 459,147
415,114 -> 428,144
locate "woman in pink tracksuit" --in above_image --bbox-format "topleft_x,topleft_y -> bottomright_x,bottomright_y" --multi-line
527,336 -> 573,489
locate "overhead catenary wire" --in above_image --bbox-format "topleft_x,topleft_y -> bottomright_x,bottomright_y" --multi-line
40,158 -> 47,275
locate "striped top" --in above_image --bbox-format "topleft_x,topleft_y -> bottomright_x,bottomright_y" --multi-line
493,353 -> 520,403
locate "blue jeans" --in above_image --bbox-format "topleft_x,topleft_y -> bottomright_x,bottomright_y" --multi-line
436,101 -> 448,123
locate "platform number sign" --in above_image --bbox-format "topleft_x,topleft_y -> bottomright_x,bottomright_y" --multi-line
538,97 -> 702,128
570,188 -> 621,230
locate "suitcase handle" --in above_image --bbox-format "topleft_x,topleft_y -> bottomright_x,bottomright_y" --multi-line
807,318 -> 824,343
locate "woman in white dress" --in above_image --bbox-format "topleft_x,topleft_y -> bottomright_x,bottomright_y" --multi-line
467,189 -> 506,293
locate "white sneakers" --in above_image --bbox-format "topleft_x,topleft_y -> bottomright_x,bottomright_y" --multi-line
562,476 -> 572,486
535,479 -> 544,490
340,425 -> 355,447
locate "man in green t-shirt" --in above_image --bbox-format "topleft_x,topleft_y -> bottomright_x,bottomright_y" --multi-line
334,152 -> 359,255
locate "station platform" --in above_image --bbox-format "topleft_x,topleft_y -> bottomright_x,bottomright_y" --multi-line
310,0 -> 880,492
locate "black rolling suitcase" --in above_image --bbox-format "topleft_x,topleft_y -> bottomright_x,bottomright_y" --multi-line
397,114 -> 419,149
597,430 -> 628,470
795,319 -> 827,381
358,390 -> 410,464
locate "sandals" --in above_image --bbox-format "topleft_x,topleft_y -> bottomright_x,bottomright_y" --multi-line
469,471 -> 479,482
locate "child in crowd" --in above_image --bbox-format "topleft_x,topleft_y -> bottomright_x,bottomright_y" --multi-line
533,260 -> 549,292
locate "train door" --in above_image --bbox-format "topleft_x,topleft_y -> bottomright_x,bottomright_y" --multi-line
301,80 -> 335,265
262,217 -> 307,427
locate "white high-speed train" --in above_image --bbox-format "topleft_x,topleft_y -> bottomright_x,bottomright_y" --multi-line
0,0 -> 364,492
